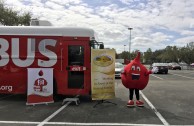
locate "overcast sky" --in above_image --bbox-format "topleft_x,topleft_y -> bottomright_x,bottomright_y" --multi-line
4,0 -> 194,53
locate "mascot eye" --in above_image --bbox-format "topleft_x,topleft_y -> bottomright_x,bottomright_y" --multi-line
137,66 -> 141,71
131,66 -> 135,71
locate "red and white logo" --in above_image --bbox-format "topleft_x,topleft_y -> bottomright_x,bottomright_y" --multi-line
34,70 -> 48,92
27,68 -> 53,105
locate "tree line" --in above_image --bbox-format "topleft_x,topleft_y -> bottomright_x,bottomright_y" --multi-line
117,42 -> 194,65
0,0 -> 31,26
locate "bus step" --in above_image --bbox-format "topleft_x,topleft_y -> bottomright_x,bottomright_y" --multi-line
62,98 -> 80,105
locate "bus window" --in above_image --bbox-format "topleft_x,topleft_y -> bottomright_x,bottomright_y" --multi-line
99,44 -> 104,49
68,45 -> 84,66
90,40 -> 104,49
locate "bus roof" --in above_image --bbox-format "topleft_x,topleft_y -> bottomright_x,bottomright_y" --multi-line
0,26 -> 96,39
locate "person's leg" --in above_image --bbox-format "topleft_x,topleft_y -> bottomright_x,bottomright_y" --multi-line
135,89 -> 144,107
129,88 -> 134,100
135,89 -> 140,100
127,89 -> 135,107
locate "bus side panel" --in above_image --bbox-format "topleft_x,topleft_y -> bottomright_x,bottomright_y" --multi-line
0,69 -> 27,94
0,35 -> 62,94
0,35 -> 92,96
0,36 -> 28,94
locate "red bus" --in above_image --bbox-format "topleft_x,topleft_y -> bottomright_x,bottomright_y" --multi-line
0,26 -> 104,96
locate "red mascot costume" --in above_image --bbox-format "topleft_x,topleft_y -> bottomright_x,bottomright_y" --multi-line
121,52 -> 152,107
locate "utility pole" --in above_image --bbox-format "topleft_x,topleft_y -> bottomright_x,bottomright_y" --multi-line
124,45 -> 126,52
128,27 -> 133,61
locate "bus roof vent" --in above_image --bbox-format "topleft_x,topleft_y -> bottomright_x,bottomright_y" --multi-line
30,19 -> 52,26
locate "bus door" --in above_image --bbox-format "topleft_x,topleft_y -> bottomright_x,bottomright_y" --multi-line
64,41 -> 90,95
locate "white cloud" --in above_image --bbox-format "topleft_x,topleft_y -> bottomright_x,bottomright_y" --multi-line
3,0 -> 194,53
151,32 -> 174,43
68,5 -> 94,16
181,30 -> 194,36
49,0 -> 82,5
175,36 -> 194,47
118,0 -> 133,5
4,0 -> 23,6
45,1 -> 64,10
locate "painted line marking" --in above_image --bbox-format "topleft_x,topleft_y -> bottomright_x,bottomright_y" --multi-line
1,121 -> 193,126
37,95 -> 81,126
170,73 -> 194,79
0,121 -> 164,126
42,122 -> 163,126
37,101 -> 71,126
0,121 -> 39,124
151,74 -> 164,80
140,91 -> 169,126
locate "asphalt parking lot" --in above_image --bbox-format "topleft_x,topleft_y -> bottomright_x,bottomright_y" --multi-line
0,69 -> 194,126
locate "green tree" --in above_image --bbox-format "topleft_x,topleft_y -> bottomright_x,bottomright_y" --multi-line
152,49 -> 163,63
116,42 -> 194,65
156,46 -> 180,63
130,50 -> 143,62
120,51 -> 129,59
179,42 -> 194,64
144,48 -> 153,64
0,0 -> 31,26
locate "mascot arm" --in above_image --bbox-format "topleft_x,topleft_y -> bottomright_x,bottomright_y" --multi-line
144,70 -> 152,76
121,69 -> 126,75
121,70 -> 129,88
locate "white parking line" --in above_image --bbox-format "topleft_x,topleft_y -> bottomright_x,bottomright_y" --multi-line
37,101 -> 71,126
41,122 -> 163,126
0,121 -> 39,124
0,121 -> 164,126
170,73 -> 194,79
1,121 -> 194,126
151,75 -> 164,80
140,91 -> 169,126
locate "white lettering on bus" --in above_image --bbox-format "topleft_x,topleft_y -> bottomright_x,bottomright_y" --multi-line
0,38 -> 57,67
0,38 -> 9,66
38,39 -> 57,67
0,86 -> 13,92
12,38 -> 35,67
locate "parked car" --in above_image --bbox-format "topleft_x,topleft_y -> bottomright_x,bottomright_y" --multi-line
115,62 -> 124,78
179,62 -> 189,70
168,63 -> 181,70
151,63 -> 168,74
191,63 -> 194,67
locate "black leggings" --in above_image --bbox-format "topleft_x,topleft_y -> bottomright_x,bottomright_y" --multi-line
129,89 -> 140,100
